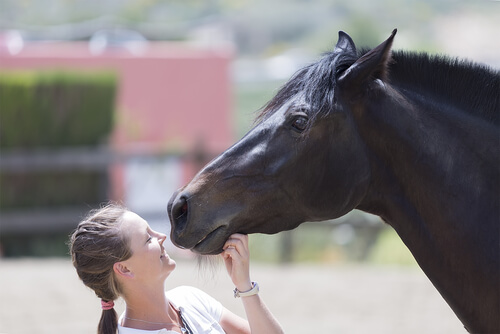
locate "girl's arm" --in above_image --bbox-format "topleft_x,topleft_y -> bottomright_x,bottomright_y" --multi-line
219,234 -> 284,334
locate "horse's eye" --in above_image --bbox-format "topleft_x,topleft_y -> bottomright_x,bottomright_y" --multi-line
292,116 -> 308,132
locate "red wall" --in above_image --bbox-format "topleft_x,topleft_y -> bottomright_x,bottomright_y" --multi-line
1,42 -> 235,199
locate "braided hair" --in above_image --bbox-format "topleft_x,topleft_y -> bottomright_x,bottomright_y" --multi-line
69,203 -> 131,334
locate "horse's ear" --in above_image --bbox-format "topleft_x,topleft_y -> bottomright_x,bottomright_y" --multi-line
334,31 -> 356,55
338,29 -> 397,90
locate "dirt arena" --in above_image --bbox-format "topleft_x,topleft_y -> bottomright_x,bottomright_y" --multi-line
0,258 -> 465,334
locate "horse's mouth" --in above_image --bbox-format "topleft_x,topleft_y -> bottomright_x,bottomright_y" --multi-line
192,225 -> 228,255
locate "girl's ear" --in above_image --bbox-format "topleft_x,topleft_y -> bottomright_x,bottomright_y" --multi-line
113,262 -> 134,279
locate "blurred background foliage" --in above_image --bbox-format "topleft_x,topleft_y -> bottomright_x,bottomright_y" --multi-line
0,0 -> 496,56
0,71 -> 116,256
0,70 -> 116,149
0,70 -> 116,211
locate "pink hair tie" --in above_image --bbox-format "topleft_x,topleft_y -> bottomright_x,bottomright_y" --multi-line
101,299 -> 114,310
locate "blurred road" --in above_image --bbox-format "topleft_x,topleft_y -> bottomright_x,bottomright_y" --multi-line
0,258 -> 465,333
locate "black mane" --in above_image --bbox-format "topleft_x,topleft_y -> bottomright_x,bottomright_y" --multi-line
258,48 -> 499,126
389,51 -> 500,125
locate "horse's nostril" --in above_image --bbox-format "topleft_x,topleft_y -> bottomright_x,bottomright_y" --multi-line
171,195 -> 188,235
180,202 -> 188,217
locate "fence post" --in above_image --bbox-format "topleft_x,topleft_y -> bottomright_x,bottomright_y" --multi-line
280,230 -> 294,263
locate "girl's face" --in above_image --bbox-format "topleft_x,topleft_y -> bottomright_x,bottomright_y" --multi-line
119,211 -> 176,283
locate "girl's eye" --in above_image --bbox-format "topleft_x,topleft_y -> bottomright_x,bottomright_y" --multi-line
146,236 -> 152,243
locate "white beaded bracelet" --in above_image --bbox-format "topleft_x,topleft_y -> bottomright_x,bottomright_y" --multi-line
233,281 -> 259,298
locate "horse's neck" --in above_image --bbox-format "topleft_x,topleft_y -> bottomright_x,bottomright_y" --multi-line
359,84 -> 498,221
356,89 -> 499,332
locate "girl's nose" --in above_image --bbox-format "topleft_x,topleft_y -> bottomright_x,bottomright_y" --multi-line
158,233 -> 167,244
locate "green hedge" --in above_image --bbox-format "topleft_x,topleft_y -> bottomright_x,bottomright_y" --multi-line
0,70 -> 117,211
0,70 -> 117,149
0,70 -> 117,256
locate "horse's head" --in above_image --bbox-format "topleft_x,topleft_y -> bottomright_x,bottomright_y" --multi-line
168,30 -> 397,254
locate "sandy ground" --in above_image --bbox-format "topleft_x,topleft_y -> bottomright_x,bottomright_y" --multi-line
0,258 -> 465,334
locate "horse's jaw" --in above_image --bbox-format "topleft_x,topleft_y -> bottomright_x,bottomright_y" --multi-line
168,176 -> 313,255
168,196 -> 306,255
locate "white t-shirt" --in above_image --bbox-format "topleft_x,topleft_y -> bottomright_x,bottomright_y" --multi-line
118,286 -> 225,334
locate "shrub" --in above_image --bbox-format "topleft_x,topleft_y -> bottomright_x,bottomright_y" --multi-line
0,70 -> 117,210
0,70 -> 117,149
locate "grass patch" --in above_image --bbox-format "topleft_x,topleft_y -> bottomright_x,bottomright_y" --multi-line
368,228 -> 418,266
248,224 -> 418,266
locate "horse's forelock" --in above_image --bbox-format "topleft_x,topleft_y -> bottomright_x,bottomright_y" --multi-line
256,51 -> 359,125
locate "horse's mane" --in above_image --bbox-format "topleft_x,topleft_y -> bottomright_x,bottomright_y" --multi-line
258,48 -> 499,126
389,51 -> 499,125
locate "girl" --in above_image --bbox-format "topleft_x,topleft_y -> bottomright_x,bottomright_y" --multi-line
69,203 -> 284,334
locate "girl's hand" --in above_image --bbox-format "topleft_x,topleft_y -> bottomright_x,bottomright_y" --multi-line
221,234 -> 252,292
220,234 -> 285,334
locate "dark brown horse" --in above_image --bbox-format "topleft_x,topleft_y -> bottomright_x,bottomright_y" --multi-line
168,30 -> 500,333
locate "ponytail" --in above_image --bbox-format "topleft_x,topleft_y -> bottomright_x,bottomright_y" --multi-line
69,203 -> 131,334
98,307 -> 119,334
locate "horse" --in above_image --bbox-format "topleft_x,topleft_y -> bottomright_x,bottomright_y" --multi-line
168,29 -> 500,333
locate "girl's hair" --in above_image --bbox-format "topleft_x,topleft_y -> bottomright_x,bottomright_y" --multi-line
69,203 -> 132,334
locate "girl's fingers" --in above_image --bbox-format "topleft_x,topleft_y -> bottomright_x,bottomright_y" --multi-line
224,233 -> 247,245
222,243 -> 237,255
222,234 -> 252,289
223,234 -> 248,253
222,247 -> 242,263
230,233 -> 248,245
